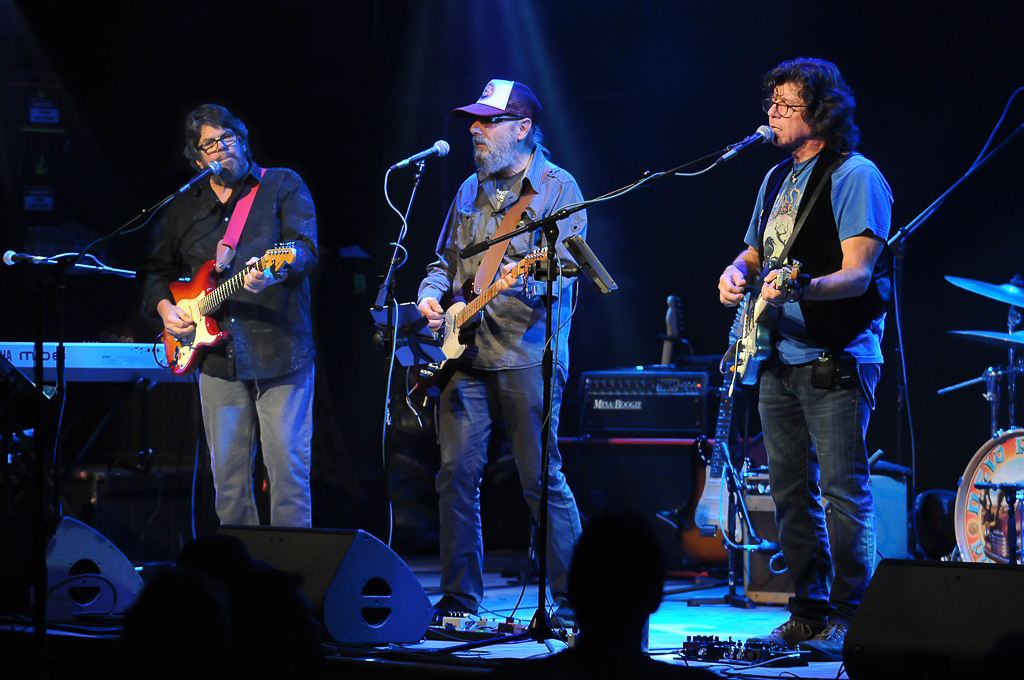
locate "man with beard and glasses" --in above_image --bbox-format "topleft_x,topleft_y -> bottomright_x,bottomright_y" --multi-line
417,80 -> 586,623
139,104 -> 318,528
718,58 -> 892,661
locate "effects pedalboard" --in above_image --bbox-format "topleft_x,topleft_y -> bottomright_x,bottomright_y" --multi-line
679,635 -> 811,667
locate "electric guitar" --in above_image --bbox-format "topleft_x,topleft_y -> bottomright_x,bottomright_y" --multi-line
677,306 -> 746,564
733,259 -> 802,385
412,250 -> 548,396
161,243 -> 298,376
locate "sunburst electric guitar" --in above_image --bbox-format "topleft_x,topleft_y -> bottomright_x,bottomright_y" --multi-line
161,243 -> 298,376
412,250 -> 548,397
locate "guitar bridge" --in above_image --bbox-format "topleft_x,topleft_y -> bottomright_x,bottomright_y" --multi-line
698,524 -> 717,538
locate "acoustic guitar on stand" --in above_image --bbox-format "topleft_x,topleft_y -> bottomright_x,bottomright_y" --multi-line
161,243 -> 298,376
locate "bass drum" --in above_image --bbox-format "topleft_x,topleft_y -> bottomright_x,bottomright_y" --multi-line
954,429 -> 1024,563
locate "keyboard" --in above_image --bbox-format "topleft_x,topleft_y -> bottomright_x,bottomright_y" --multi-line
0,342 -> 185,383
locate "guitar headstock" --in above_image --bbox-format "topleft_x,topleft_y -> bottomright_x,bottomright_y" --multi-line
516,249 -> 548,275
262,242 -> 299,270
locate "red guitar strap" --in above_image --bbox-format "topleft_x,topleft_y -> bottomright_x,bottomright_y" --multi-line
215,166 -> 266,271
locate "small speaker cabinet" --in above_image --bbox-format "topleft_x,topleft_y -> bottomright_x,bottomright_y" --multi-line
742,473 -> 908,605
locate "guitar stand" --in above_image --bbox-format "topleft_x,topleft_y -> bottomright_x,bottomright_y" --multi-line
687,457 -> 776,609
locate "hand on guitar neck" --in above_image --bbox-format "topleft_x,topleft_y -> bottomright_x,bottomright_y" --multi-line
418,261 -> 521,331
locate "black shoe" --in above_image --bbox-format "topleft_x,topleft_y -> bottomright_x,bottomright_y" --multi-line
552,597 -> 575,628
797,620 -> 849,661
746,618 -> 823,650
433,594 -> 477,619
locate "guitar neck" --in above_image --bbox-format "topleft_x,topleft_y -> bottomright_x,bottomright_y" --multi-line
455,258 -> 534,328
708,391 -> 734,480
456,277 -> 505,327
197,258 -> 266,317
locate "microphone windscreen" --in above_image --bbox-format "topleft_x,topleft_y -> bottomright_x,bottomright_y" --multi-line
756,125 -> 774,142
208,160 -> 223,174
434,140 -> 450,157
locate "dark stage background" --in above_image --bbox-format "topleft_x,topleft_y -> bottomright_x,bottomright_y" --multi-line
2,0 -> 1023,557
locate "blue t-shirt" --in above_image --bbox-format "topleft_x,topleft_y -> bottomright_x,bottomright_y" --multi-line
743,152 -> 893,364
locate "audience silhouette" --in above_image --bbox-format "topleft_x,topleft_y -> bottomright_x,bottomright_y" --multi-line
490,512 -> 717,679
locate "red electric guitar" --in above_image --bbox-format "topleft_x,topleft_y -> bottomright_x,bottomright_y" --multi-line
161,243 -> 298,375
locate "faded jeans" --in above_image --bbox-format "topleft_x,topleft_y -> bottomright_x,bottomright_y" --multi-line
199,362 -> 314,528
436,364 -> 582,610
759,361 -> 879,625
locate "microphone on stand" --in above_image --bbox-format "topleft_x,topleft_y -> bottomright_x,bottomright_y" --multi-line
178,160 -> 223,193
390,140 -> 450,170
3,251 -> 48,265
715,125 -> 774,164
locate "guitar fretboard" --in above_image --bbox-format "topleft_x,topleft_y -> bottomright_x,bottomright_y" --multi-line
454,254 -> 541,329
709,392 -> 734,480
198,256 -> 272,317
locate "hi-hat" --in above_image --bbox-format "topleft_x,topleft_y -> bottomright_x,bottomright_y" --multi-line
948,330 -> 1024,350
946,276 -> 1024,308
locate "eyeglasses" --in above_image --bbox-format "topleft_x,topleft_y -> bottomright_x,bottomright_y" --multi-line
198,132 -> 237,155
474,115 -> 523,128
762,98 -> 807,117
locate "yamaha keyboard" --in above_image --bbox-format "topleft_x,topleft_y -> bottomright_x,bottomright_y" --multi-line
0,342 -> 184,383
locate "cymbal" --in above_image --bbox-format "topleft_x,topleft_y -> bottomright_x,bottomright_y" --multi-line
946,276 -> 1024,308
948,330 -> 1024,350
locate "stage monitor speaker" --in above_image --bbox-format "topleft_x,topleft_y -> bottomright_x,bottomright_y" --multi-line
45,516 -> 145,620
218,525 -> 432,644
844,559 -> 1024,680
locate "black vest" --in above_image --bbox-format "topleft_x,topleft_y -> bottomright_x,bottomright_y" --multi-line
757,147 -> 888,354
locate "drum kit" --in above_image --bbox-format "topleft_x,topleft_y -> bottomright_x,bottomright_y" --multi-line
942,275 -> 1024,565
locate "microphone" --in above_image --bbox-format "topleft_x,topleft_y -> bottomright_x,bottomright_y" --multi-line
715,125 -> 774,164
390,140 -> 450,170
3,250 -> 48,265
178,160 -> 222,193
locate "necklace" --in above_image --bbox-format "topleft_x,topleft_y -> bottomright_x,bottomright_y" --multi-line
494,188 -> 508,209
790,159 -> 812,183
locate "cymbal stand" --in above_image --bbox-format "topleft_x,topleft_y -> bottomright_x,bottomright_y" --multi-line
1006,274 -> 1021,429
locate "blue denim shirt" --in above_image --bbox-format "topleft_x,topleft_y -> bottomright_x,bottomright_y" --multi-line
138,163 -> 318,380
417,151 -> 587,370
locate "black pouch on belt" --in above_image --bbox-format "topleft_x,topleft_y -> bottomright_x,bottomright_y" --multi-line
810,352 -> 858,389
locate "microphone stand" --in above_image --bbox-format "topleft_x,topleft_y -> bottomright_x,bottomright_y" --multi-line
457,144 -> 739,643
373,160 -> 427,314
887,122 -> 1024,505
5,163 -> 210,672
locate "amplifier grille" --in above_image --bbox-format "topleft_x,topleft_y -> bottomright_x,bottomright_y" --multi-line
579,369 -> 707,436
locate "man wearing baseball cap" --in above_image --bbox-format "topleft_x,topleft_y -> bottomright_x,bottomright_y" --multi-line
418,79 -> 586,624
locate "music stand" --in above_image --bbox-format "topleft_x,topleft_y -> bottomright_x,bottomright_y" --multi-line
371,302 -> 445,367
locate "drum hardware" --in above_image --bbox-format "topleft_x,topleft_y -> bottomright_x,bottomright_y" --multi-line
972,481 -> 1024,566
937,364 -> 1024,440
954,430 -> 1024,564
946,274 -> 1024,433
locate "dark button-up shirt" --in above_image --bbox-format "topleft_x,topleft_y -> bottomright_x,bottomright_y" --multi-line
417,151 -> 587,370
138,163 -> 317,380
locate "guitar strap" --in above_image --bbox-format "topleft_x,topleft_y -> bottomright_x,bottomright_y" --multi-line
215,165 -> 266,272
472,153 -> 547,296
770,153 -> 849,269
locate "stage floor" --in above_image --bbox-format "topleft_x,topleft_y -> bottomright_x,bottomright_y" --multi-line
342,552 -> 848,679
1,551 -> 851,680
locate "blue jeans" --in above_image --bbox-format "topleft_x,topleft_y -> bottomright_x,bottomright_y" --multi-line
436,364 -> 582,610
758,361 -> 879,625
199,362 -> 315,527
